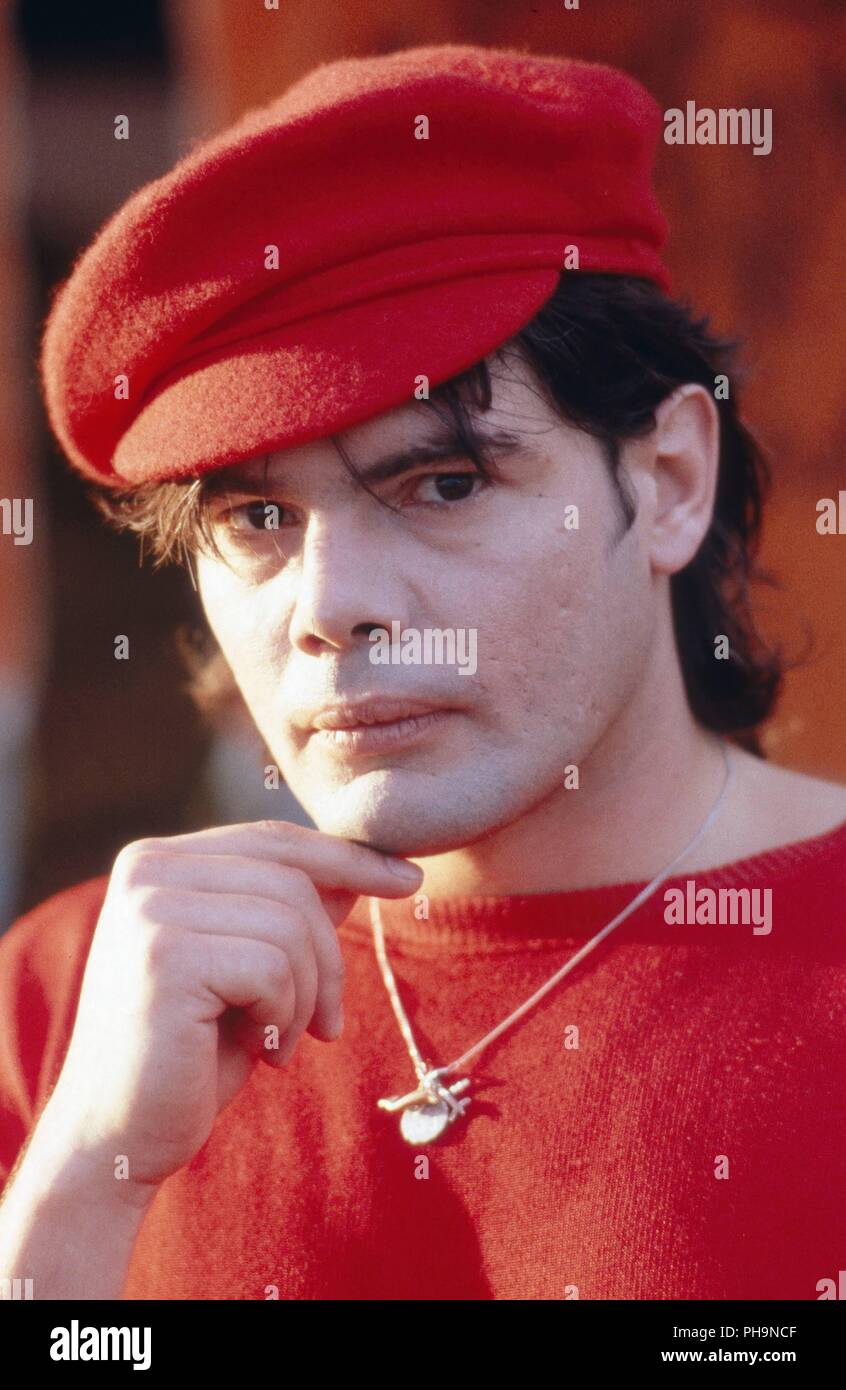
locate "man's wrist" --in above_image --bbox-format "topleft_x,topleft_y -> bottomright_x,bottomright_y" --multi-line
17,1100 -> 159,1218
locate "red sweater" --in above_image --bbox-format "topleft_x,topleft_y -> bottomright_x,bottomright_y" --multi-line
2,822 -> 845,1301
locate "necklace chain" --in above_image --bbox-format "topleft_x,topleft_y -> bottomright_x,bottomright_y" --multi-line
370,741 -> 734,1103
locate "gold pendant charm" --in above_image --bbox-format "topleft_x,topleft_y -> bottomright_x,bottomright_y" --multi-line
377,1074 -> 471,1144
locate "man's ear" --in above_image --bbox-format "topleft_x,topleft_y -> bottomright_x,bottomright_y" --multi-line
638,383 -> 720,576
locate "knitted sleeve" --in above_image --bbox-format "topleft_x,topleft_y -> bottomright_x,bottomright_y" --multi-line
0,876 -> 108,1196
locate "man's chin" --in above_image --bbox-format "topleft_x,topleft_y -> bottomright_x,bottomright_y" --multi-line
300,778 -> 490,859
313,812 -> 471,860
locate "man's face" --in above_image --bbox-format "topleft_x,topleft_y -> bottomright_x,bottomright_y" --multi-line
195,351 -> 657,856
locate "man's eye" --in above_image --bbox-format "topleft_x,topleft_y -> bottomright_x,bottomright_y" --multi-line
222,500 -> 287,533
213,470 -> 485,535
409,472 -> 484,505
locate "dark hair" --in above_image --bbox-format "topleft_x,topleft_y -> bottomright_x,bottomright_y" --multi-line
90,273 -> 784,747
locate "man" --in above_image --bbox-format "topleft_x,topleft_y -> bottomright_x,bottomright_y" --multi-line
1,43 -> 845,1301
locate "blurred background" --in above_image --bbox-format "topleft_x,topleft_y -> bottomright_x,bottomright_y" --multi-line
0,0 -> 844,930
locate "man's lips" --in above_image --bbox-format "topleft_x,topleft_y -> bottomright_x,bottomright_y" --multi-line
289,696 -> 463,755
313,708 -> 454,753
308,696 -> 455,732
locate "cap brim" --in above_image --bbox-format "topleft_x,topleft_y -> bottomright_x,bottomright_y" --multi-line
112,267 -> 561,486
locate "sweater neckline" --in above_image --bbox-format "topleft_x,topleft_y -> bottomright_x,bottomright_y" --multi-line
339,814 -> 846,953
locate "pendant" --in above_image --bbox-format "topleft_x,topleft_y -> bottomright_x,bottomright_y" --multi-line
399,1097 -> 455,1144
377,1075 -> 472,1144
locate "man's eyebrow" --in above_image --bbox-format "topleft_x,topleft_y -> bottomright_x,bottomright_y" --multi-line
201,426 -> 528,496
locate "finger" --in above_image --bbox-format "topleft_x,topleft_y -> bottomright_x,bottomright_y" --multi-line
116,843 -> 360,931
202,935 -> 299,1067
200,924 -> 319,1061
128,822 -> 423,898
199,872 -> 345,1043
141,886 -> 337,1045
116,850 -> 350,943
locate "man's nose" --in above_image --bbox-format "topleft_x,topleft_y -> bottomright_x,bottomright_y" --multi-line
288,510 -> 412,655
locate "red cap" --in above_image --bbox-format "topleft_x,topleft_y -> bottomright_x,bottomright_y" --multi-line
39,43 -> 671,489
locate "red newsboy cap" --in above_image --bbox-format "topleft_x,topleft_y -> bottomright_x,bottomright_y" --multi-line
39,43 -> 671,490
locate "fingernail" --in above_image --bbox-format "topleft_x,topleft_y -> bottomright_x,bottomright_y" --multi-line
386,858 -> 422,882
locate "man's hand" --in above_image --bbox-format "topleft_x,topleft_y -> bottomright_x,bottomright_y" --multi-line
44,820 -> 423,1193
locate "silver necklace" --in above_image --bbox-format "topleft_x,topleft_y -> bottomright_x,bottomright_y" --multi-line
370,741 -> 734,1144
